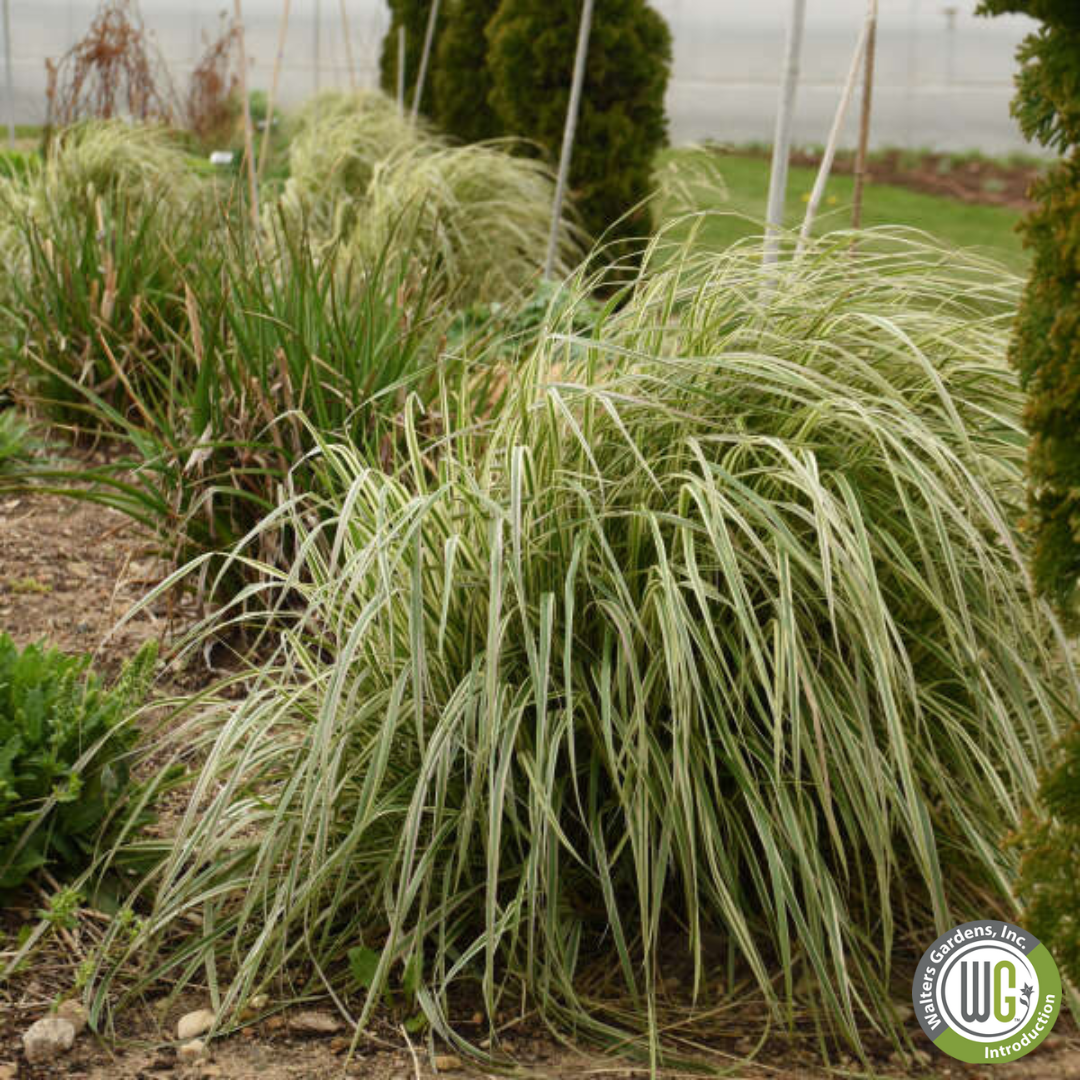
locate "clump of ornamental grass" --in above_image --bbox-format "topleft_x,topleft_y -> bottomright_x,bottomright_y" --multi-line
277,91 -> 580,305
81,231 -> 1075,1062
277,91 -> 425,239
354,140 -> 583,304
18,220 -> 450,580
33,119 -> 209,219
1,120 -> 224,428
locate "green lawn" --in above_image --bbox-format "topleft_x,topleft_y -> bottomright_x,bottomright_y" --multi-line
656,149 -> 1027,270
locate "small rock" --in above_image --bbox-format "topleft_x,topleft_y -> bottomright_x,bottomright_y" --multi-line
240,993 -> 270,1021
892,1003 -> 914,1023
177,1009 -> 216,1041
177,1039 -> 209,1062
264,1015 -> 286,1032
57,999 -> 90,1035
0,1063 -> 17,1080
434,1054 -> 463,1071
912,1048 -> 932,1067
199,1066 -> 223,1078
23,1016 -> 76,1064
290,1010 -> 343,1035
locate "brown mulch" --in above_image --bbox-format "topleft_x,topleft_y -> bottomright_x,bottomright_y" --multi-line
0,492 -> 171,673
2,490 -> 1079,1078
788,148 -> 1044,211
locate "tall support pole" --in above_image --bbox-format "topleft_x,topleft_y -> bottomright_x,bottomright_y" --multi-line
258,0 -> 291,183
314,0 -> 321,96
764,0 -> 807,266
797,18 -> 870,253
396,25 -> 405,114
234,0 -> 260,236
2,0 -> 14,149
544,0 -> 594,280
340,0 -> 357,91
410,0 -> 441,123
851,0 -> 879,230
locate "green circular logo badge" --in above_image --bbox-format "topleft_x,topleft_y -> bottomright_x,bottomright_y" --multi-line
912,920 -> 1062,1064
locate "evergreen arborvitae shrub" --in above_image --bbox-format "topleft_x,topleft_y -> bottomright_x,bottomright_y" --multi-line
432,0 -> 502,143
379,0 -> 444,117
486,0 -> 672,259
1013,723 -> 1080,988
979,0 -> 1080,621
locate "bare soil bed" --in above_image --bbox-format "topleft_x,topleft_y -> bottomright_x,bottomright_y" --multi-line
2,492 -> 1078,1079
783,149 -> 1042,211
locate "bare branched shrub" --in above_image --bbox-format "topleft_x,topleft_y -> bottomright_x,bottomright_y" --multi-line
185,16 -> 240,146
46,0 -> 177,127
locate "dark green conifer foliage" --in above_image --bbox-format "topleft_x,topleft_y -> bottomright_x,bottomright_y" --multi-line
1013,722 -> 1080,988
980,0 -> 1080,621
432,0 -> 503,143
486,0 -> 672,258
379,0 -> 444,117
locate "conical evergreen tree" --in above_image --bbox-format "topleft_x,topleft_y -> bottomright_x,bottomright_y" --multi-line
432,0 -> 503,143
979,0 -> 1080,622
379,0 -> 444,117
486,0 -> 672,259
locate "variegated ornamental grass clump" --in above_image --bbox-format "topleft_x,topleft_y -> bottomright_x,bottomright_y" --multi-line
85,232 -> 1078,1059
277,90 -> 582,304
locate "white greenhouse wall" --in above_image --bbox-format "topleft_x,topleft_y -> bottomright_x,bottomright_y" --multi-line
1,0 -> 1042,154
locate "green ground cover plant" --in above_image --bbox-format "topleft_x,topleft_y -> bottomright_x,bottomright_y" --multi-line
0,410 -> 38,475
0,635 -> 157,892
81,233 -> 1074,1062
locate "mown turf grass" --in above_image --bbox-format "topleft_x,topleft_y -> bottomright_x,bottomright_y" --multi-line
657,148 -> 1027,269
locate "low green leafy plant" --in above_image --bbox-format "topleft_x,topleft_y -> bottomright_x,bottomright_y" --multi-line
1012,723 -> 1080,987
0,410 -> 39,475
0,635 -> 157,891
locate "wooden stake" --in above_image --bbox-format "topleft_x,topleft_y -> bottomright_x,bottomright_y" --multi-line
545,0 -> 594,280
257,0 -> 291,183
797,18 -> 870,253
410,0 -> 442,123
851,0 -> 879,231
314,0 -> 321,96
2,0 -> 14,149
340,0 -> 357,91
234,0 -> 260,236
764,0 -> 807,266
396,25 -> 405,115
